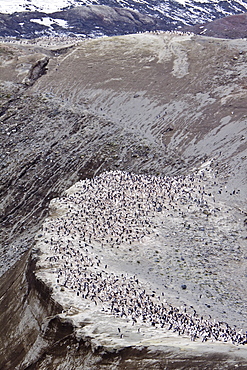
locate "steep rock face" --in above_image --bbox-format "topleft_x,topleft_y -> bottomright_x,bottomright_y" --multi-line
0,250 -> 62,369
24,56 -> 49,85
1,250 -> 247,369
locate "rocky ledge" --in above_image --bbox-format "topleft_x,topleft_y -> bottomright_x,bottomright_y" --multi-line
1,170 -> 247,369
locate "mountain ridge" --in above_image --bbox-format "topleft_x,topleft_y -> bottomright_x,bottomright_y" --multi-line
1,1 -> 247,38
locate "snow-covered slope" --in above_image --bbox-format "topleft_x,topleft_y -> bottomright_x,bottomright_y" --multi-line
0,1 -> 247,39
1,0 -> 247,26
0,0 -> 74,14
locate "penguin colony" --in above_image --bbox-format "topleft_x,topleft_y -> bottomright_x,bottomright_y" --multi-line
41,170 -> 246,345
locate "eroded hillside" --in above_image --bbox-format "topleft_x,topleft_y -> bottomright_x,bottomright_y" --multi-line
1,33 -> 246,271
0,33 -> 247,369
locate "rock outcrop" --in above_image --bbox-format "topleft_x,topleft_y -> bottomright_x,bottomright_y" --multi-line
1,250 -> 247,369
23,56 -> 49,85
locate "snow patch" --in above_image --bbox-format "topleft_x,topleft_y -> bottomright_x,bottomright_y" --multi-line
30,18 -> 69,28
0,0 -> 78,14
1,0 -> 247,17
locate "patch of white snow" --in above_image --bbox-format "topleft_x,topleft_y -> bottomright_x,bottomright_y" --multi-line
30,17 -> 69,28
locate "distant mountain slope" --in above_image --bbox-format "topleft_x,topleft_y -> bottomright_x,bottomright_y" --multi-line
1,1 -> 247,38
182,12 -> 247,39
0,6 -> 172,39
1,0 -> 247,24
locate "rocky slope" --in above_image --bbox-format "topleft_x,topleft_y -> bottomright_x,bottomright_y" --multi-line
0,5 -> 171,39
0,33 -> 247,368
1,0 -> 247,25
183,13 -> 247,38
1,1 -> 247,38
